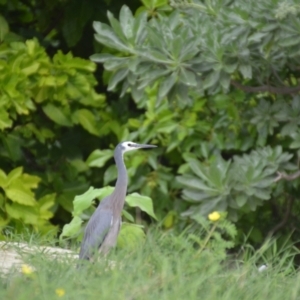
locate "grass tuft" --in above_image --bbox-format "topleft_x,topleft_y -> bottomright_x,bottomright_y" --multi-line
1,229 -> 300,300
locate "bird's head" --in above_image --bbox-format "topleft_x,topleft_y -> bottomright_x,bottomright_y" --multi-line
118,141 -> 157,153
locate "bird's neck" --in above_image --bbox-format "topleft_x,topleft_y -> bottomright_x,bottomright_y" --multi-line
112,150 -> 128,209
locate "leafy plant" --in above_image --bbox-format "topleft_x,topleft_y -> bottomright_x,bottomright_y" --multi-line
88,1 -> 300,242
0,36 -> 110,230
60,186 -> 157,249
90,1 -> 300,106
0,167 -> 56,233
177,146 -> 293,221
2,0 -> 300,248
188,212 -> 237,260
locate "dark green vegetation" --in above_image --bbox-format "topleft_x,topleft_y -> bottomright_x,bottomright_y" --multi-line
1,0 -> 300,252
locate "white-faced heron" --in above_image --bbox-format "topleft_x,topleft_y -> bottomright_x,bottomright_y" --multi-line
79,141 -> 157,260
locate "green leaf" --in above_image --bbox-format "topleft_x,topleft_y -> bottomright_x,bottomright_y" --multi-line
188,159 -> 210,182
155,122 -> 177,134
176,175 -> 217,192
0,169 -> 7,187
235,195 -> 247,207
21,173 -> 41,189
182,189 -> 215,201
73,109 -> 99,136
21,62 -> 40,76
171,35 -> 183,59
203,71 -> 220,89
86,149 -> 114,168
239,64 -> 252,79
104,165 -> 117,185
158,73 -> 176,100
107,11 -> 127,43
220,73 -> 230,90
133,11 -> 147,44
2,133 -> 23,162
61,1 -> 88,47
147,48 -> 169,62
93,21 -> 129,52
38,193 -> 56,212
254,189 -> 270,200
90,53 -> 119,63
60,216 -> 83,239
43,104 -> 72,127
108,68 -> 129,91
94,186 -> 115,200
180,68 -> 197,86
104,57 -> 129,71
147,27 -> 165,50
209,159 -> 231,188
138,69 -> 170,89
73,187 -> 100,216
117,223 -> 145,249
0,109 -> 12,130
73,186 -> 114,216
119,5 -> 133,39
7,167 -> 23,185
125,193 -> 157,220
290,140 -> 300,149
5,203 -> 38,224
122,210 -> 135,222
38,193 -> 56,220
5,180 -> 36,206
0,14 -> 9,41
279,36 -> 300,48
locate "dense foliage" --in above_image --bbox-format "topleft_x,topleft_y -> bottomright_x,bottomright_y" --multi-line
89,0 -> 300,243
1,0 -> 300,247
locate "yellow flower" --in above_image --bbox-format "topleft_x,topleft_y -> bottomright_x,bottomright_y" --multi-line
21,264 -> 34,275
55,288 -> 65,297
208,211 -> 221,221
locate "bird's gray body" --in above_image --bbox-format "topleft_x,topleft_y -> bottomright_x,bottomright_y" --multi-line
79,141 -> 156,260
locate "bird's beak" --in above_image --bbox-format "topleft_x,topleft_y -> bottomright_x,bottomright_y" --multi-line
136,143 -> 157,149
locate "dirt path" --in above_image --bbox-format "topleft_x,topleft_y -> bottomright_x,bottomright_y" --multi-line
0,241 -> 78,274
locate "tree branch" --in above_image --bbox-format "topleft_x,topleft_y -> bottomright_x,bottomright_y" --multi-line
267,197 -> 294,237
231,80 -> 300,95
274,171 -> 300,182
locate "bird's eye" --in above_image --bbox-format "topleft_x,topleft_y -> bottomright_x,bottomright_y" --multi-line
128,143 -> 132,147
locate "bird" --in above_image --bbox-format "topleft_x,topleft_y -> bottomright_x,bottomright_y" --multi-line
79,141 -> 157,260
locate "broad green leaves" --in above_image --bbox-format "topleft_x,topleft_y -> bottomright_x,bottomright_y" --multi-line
0,39 -> 105,133
42,104 -> 72,127
0,109 -> 12,130
73,109 -> 99,136
72,186 -> 114,217
0,15 -> 9,42
126,193 -> 157,220
90,1 -> 300,116
177,146 -> 293,220
91,6 -> 203,107
0,37 -> 109,234
1,167 -> 40,207
3,0 -> 300,247
117,223 -> 145,250
0,167 -> 56,232
60,186 -> 157,243
60,216 -> 83,239
86,150 -> 114,168
251,96 -> 300,146
93,21 -> 130,52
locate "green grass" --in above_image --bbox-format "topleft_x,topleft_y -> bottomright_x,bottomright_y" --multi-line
1,230 -> 300,300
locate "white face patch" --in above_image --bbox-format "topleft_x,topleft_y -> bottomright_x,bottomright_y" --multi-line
120,141 -> 138,153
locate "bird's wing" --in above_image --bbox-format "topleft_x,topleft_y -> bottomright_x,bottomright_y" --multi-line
79,208 -> 113,260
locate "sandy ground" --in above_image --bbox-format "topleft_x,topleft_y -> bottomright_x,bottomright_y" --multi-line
0,241 -> 78,274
